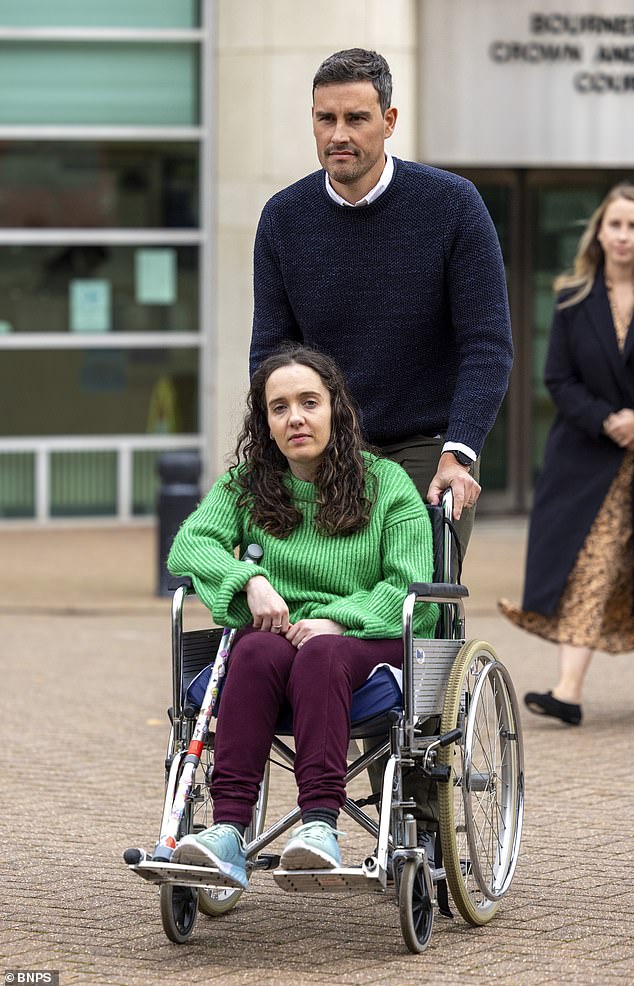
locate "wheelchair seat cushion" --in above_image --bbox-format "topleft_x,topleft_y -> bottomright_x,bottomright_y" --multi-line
350,665 -> 403,722
184,661 -> 402,726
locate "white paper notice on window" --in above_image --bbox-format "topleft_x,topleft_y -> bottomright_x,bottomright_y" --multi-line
70,279 -> 112,333
135,248 -> 177,305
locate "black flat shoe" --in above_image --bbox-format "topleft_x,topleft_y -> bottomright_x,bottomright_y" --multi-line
524,690 -> 582,726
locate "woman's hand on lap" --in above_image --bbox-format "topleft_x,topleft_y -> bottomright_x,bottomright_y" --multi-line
285,619 -> 345,648
245,575 -> 290,633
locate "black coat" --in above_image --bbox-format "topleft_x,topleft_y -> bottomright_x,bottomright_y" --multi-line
523,272 -> 634,616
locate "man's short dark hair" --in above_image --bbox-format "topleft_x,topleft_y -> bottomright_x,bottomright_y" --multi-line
312,48 -> 392,114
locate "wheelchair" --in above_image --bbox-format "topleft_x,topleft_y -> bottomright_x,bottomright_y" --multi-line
125,491 -> 524,954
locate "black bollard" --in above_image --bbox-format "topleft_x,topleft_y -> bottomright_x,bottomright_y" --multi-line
156,450 -> 201,596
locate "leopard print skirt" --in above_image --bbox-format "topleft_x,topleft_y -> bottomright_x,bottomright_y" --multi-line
499,451 -> 634,653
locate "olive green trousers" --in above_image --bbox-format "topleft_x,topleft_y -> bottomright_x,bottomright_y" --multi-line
366,435 -> 480,827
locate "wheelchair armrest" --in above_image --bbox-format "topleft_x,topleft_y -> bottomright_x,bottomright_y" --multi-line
408,582 -> 469,601
167,575 -> 193,592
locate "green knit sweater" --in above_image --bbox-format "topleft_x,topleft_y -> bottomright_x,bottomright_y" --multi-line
167,454 -> 437,638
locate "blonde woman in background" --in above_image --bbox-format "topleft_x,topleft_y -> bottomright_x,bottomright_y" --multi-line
500,182 -> 634,725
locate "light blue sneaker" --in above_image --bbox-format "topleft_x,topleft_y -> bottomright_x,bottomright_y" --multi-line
172,824 -> 248,889
280,821 -> 342,870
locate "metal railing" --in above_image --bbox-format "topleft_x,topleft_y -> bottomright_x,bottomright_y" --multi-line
0,434 -> 203,522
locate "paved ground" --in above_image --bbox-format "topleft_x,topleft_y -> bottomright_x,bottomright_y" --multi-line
1,519 -> 633,986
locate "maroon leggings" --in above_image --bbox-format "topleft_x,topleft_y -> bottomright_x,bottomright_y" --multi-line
210,627 -> 402,827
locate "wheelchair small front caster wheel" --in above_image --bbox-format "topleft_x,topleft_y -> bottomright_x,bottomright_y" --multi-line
399,858 -> 434,953
160,884 -> 199,943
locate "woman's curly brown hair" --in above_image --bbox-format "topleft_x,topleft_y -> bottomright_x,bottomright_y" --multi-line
226,346 -> 376,538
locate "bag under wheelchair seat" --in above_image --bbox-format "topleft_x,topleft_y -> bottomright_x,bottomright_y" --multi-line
184,662 -> 402,730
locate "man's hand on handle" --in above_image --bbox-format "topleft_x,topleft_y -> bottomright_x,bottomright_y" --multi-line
426,451 -> 482,520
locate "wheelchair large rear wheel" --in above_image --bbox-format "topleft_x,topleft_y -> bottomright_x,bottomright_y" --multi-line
438,640 -> 524,926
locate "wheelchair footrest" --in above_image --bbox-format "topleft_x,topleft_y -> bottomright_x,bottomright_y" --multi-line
128,859 -> 243,890
273,866 -> 383,893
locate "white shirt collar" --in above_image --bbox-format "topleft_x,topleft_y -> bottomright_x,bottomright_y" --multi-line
324,154 -> 394,208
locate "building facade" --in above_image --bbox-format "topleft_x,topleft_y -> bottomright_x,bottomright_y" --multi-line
0,0 -> 212,520
1,0 -> 632,520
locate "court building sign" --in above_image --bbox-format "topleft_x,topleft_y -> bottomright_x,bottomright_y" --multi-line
419,1 -> 634,165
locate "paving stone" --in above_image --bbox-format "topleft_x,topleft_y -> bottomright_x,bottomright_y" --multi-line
1,520 -> 633,985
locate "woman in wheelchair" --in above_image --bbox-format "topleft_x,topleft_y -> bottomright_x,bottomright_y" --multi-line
167,346 -> 437,890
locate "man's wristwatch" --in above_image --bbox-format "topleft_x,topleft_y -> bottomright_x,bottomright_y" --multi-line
447,449 -> 474,470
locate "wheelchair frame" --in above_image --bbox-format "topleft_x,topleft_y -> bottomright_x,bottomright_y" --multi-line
125,491 -> 524,953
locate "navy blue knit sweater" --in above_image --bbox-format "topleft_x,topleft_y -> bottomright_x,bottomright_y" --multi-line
250,157 -> 513,454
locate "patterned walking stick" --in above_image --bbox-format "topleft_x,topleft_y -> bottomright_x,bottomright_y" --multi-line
152,543 -> 263,860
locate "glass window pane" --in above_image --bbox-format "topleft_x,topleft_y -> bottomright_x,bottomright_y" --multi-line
529,185 -> 606,480
0,452 -> 35,518
0,43 -> 199,125
0,1 -> 199,29
0,245 -> 198,334
0,142 -> 199,228
474,183 -> 511,493
133,448 -> 160,516
132,447 -> 199,516
1,348 -> 199,436
50,449 -> 117,517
